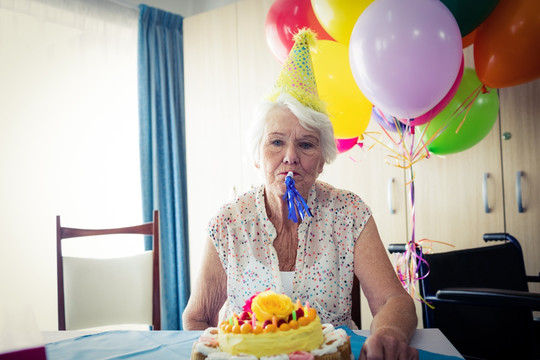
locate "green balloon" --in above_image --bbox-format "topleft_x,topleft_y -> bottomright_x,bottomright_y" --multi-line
420,68 -> 499,155
440,0 -> 500,36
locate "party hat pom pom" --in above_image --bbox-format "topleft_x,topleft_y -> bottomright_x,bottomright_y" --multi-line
283,172 -> 313,223
293,28 -> 318,50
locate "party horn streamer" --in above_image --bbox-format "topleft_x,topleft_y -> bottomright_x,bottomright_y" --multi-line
283,171 -> 312,222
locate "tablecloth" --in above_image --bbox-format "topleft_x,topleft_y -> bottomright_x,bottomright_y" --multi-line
45,328 -> 462,360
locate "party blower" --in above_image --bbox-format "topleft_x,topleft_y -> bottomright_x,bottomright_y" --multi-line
283,172 -> 312,223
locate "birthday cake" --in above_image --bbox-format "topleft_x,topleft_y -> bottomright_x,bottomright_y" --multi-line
191,291 -> 351,360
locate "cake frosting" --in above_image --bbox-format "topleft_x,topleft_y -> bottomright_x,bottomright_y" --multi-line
191,291 -> 350,360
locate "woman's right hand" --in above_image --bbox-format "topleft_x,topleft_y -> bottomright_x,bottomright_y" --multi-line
360,331 -> 419,360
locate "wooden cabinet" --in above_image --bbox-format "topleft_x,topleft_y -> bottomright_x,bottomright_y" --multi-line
413,48 -> 540,291
499,78 -> 540,293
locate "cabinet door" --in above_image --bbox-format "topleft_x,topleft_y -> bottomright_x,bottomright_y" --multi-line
499,78 -> 540,292
411,48 -> 505,252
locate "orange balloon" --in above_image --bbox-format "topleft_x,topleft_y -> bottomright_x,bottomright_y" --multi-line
462,29 -> 476,48
474,0 -> 540,88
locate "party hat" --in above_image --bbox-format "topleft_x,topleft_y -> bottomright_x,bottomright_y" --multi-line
269,28 -> 326,114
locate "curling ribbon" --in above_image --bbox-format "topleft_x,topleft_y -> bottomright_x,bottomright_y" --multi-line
283,171 -> 312,222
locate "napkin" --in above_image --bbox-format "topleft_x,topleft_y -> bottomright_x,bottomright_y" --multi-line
0,304 -> 46,359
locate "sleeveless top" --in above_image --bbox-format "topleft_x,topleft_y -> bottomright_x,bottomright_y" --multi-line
208,181 -> 371,328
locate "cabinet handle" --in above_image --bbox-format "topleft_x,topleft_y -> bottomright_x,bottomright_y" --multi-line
387,177 -> 396,214
483,173 -> 491,214
516,171 -> 524,213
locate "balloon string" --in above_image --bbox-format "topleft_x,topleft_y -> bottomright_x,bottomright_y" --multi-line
411,122 -> 432,161
454,85 -> 483,133
369,110 -> 460,308
364,125 -> 429,170
395,145 -> 451,308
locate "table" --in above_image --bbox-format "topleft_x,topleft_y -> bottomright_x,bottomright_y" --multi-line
42,328 -> 464,360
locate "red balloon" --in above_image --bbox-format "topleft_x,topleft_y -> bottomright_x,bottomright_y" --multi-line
265,0 -> 334,64
474,0 -> 540,88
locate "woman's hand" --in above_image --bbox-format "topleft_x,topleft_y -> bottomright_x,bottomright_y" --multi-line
360,332 -> 419,360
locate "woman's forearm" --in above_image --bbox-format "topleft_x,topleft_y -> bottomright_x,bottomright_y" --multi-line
182,312 -> 214,330
369,294 -> 417,343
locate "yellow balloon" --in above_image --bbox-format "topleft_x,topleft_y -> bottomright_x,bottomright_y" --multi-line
311,40 -> 372,138
311,0 -> 374,45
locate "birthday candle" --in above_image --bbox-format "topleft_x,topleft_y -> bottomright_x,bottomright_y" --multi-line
305,301 -> 310,316
272,315 -> 277,327
292,310 -> 297,321
251,312 -> 256,328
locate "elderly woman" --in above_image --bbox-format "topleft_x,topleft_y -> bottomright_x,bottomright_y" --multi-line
183,30 -> 418,360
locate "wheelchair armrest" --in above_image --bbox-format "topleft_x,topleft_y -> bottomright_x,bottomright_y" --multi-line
388,243 -> 407,254
435,288 -> 540,311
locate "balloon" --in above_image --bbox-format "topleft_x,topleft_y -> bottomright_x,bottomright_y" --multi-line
474,0 -> 540,88
335,137 -> 360,154
265,0 -> 334,64
311,40 -> 372,139
371,107 -> 406,133
349,0 -> 462,119
420,68 -> 499,155
462,29 -> 476,49
399,55 -> 464,127
440,0 -> 499,36
311,0 -> 374,45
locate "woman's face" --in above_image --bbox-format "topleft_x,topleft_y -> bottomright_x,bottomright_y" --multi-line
259,106 -> 324,198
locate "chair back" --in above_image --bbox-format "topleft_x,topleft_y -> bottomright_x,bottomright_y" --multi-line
422,240 -> 535,359
56,210 -> 160,330
351,275 -> 361,328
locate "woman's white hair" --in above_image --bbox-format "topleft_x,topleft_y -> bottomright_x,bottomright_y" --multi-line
247,92 -> 338,166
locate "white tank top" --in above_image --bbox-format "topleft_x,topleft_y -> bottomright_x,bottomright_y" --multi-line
280,271 -> 294,298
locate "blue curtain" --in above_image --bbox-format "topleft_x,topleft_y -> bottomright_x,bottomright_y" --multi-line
138,4 -> 190,330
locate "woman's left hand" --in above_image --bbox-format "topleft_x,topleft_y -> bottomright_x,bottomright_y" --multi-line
359,332 -> 419,360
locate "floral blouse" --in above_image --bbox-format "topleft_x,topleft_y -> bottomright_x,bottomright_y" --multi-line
208,181 -> 371,328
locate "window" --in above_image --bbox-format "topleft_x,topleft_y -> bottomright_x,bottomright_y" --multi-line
0,0 -> 141,328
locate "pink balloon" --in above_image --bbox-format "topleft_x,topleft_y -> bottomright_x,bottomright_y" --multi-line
335,137 -> 360,154
399,54 -> 464,126
349,0 -> 462,119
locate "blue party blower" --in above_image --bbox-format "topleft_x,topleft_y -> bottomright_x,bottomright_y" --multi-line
283,171 -> 312,223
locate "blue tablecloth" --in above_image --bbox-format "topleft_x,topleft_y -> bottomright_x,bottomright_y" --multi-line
339,326 -> 462,360
45,328 -> 462,360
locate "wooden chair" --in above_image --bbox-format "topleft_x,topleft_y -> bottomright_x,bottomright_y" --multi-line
351,275 -> 361,328
56,210 -> 161,330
